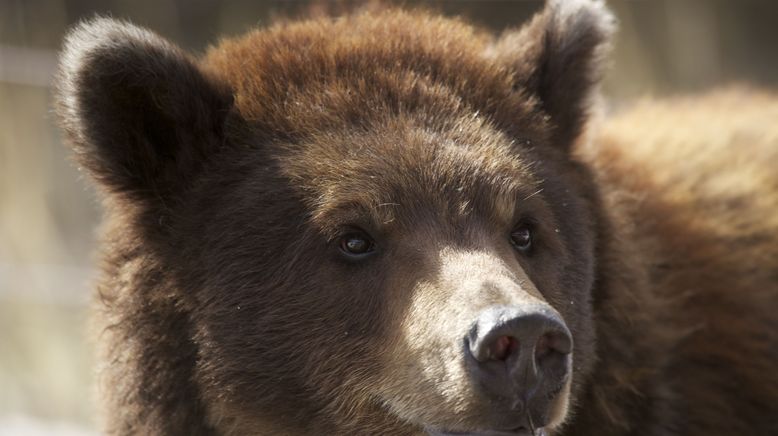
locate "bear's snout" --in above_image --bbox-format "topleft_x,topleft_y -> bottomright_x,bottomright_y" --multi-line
466,305 -> 572,420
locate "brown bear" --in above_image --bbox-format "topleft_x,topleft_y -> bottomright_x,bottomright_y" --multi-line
55,0 -> 777,435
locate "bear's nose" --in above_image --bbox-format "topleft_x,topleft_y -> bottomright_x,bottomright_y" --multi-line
466,305 -> 572,400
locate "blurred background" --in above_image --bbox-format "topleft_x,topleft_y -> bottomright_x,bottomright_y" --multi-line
0,0 -> 776,434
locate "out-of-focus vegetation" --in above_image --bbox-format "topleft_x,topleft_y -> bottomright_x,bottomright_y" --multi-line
1,0 -> 776,433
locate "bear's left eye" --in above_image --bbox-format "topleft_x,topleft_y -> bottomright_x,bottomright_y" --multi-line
510,225 -> 533,252
339,232 -> 375,257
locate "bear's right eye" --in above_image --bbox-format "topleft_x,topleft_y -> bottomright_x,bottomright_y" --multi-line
339,232 -> 375,257
510,224 -> 533,253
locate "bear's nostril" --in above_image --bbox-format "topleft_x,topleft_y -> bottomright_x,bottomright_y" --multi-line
490,335 -> 519,361
535,334 -> 551,359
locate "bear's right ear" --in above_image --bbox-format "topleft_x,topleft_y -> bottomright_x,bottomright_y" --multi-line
490,0 -> 615,149
56,18 -> 234,203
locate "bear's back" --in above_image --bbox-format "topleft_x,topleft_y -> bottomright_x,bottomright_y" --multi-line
584,88 -> 778,434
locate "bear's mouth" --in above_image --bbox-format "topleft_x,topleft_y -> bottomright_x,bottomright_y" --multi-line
426,425 -> 546,436
420,378 -> 564,436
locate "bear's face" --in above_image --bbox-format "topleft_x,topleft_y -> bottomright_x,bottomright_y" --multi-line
57,1 -> 613,434
183,116 -> 598,434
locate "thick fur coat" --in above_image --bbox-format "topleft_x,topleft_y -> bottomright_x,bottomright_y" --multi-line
55,1 -> 777,435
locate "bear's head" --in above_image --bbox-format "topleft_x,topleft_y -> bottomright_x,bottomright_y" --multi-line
57,1 -> 614,434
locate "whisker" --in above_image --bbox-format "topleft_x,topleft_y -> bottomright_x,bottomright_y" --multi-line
523,188 -> 544,201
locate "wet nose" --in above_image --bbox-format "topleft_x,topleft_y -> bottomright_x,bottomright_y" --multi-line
467,305 -> 572,397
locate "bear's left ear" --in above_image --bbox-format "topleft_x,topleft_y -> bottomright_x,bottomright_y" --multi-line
491,0 -> 615,149
56,18 -> 234,204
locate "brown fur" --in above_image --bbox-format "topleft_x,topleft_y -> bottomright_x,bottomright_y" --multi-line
55,1 -> 777,435
575,89 -> 778,435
